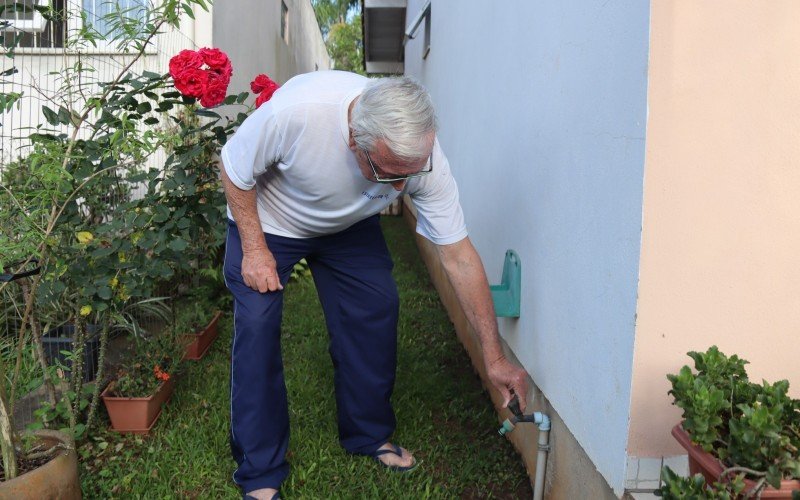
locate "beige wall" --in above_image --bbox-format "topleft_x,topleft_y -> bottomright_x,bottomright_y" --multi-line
629,1 -> 800,455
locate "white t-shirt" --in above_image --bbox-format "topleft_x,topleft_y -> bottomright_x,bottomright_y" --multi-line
220,70 -> 467,245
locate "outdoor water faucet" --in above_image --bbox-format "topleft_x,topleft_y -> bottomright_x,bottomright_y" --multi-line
498,395 -> 551,435
496,394 -> 552,500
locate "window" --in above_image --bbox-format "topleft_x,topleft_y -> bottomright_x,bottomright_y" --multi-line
82,0 -> 147,41
1,0 -> 66,48
280,0 -> 287,44
1,0 -> 147,50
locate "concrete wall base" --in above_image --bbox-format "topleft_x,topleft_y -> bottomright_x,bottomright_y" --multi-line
401,205 -> 619,499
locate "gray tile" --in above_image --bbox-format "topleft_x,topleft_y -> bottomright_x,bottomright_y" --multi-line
628,492 -> 659,500
663,454 -> 689,476
626,456 -> 639,481
636,480 -> 661,489
637,457 -> 663,482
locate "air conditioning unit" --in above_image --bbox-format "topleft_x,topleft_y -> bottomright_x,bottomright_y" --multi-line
0,0 -> 50,33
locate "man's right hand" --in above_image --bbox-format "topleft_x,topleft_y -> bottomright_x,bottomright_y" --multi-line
241,247 -> 283,293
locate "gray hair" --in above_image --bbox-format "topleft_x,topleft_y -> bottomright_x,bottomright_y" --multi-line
350,76 -> 437,162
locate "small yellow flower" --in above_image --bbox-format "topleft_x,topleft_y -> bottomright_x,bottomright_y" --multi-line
117,286 -> 129,302
109,277 -> 119,288
76,231 -> 94,244
79,305 -> 92,316
131,232 -> 142,245
118,252 -> 127,263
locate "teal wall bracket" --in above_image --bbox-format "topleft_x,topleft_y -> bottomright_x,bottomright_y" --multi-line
490,250 -> 521,318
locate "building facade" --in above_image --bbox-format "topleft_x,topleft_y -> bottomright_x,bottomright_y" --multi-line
365,0 -> 800,497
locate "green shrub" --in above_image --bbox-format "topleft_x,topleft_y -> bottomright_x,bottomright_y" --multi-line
667,346 -> 800,494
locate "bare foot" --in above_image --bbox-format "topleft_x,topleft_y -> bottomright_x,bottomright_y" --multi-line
245,487 -> 279,500
375,442 -> 415,468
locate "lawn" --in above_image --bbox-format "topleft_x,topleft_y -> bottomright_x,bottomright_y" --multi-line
79,216 -> 531,499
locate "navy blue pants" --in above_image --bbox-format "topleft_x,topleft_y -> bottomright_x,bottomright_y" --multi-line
224,215 -> 399,492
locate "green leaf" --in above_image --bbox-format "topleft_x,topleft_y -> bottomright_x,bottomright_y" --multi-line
766,465 -> 782,489
142,70 -> 162,80
26,421 -> 44,431
0,91 -> 22,112
169,238 -> 188,252
42,105 -> 60,126
91,247 -> 116,258
194,109 -> 220,119
73,424 -> 86,439
57,106 -> 71,125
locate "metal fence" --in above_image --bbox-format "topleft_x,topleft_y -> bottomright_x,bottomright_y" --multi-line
1,0 -> 203,429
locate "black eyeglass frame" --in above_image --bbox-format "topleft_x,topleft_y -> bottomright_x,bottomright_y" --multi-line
363,149 -> 433,183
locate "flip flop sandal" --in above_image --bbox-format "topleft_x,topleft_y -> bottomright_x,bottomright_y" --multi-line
372,444 -> 420,472
243,492 -> 280,500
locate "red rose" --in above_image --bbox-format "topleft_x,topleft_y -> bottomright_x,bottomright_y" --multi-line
218,60 -> 233,80
169,49 -> 203,81
174,68 -> 208,98
255,86 -> 278,108
250,74 -> 278,94
198,47 -> 230,71
200,73 -> 229,107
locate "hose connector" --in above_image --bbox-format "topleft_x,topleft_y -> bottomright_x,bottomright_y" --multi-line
498,418 -> 516,436
497,395 -> 551,434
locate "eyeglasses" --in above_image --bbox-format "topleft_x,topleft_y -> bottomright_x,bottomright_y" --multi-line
363,149 -> 433,183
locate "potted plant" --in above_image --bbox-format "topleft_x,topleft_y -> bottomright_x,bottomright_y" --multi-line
657,346 -> 800,498
100,330 -> 184,434
0,430 -> 81,499
0,263 -> 81,497
178,301 -> 222,361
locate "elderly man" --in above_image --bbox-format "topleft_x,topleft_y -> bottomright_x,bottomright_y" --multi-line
220,70 -> 529,500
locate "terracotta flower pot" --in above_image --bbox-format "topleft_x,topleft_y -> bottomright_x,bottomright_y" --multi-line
672,424 -> 800,498
0,429 -> 81,499
183,311 -> 221,361
101,377 -> 176,434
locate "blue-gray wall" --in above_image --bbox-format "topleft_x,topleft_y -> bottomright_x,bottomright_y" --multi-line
404,0 -> 650,493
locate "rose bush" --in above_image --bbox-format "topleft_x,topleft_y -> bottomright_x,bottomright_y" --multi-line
0,0 -> 285,476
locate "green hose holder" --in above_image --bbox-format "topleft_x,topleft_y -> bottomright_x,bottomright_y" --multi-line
490,250 -> 521,318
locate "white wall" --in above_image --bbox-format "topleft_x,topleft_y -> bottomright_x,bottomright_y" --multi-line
404,0 -> 650,494
212,0 -> 329,97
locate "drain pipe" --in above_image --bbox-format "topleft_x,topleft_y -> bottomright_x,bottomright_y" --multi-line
498,396 -> 551,500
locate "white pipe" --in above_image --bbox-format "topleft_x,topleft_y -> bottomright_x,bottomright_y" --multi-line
531,412 -> 551,500
499,411 -> 551,500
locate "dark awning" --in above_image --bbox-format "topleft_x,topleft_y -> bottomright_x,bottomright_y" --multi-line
362,0 -> 406,74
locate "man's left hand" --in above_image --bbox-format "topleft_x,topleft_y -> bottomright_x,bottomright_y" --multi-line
486,355 -> 530,412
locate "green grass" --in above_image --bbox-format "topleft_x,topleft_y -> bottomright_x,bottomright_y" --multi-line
80,217 -> 531,499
